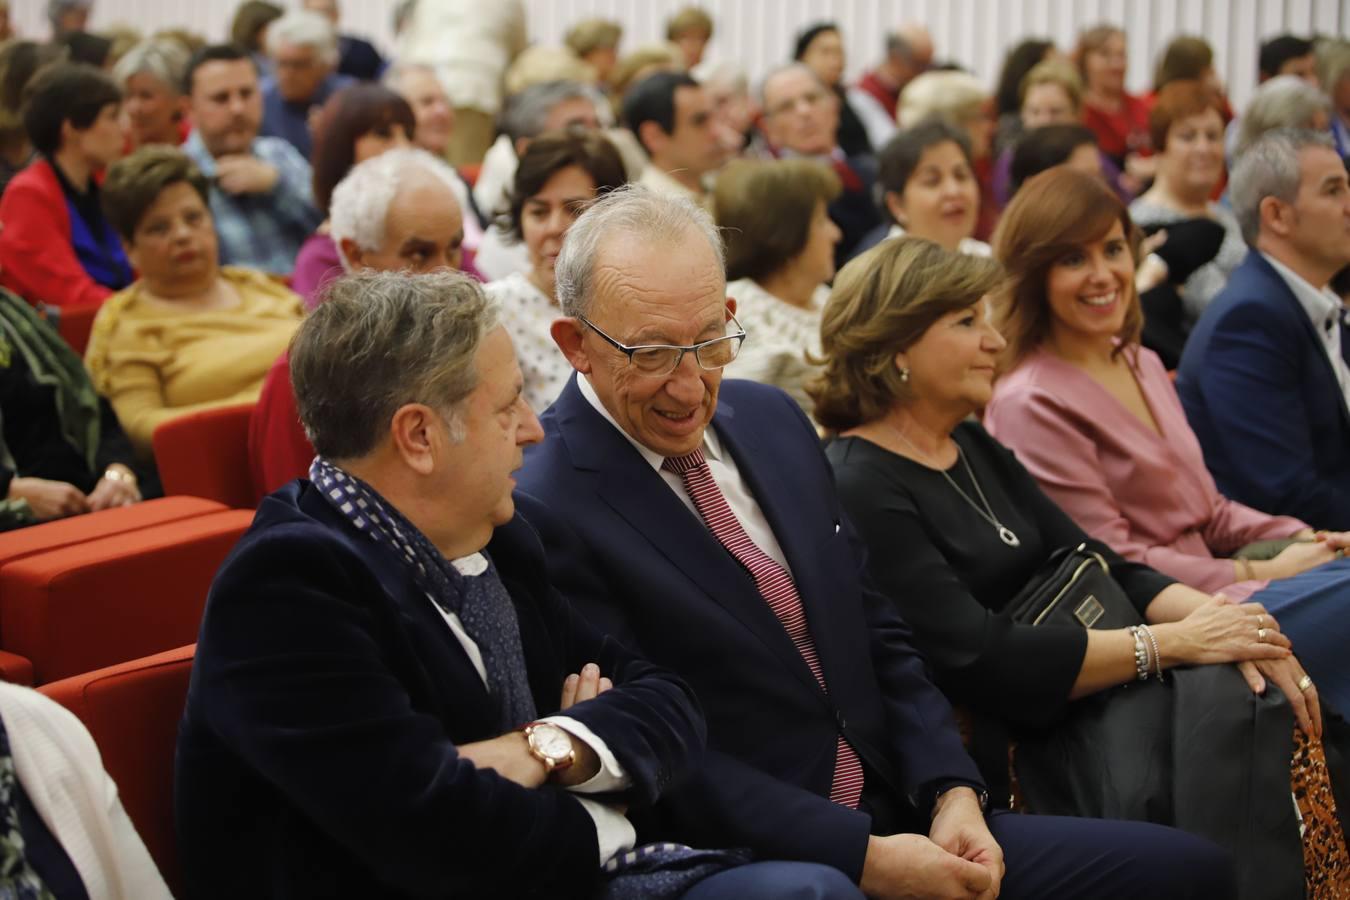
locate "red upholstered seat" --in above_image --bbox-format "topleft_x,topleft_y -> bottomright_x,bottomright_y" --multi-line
0,497 -> 227,574
0,509 -> 251,684
54,302 -> 101,357
40,644 -> 195,896
0,498 -> 226,684
153,404 -> 258,509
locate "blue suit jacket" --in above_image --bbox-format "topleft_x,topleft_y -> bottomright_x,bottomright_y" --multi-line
1177,250 -> 1350,529
516,377 -> 983,882
175,482 -> 704,900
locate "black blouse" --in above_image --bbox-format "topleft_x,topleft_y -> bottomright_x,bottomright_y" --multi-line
827,421 -> 1175,730
0,332 -> 137,497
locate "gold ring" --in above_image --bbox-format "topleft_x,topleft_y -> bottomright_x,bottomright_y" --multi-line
1257,614 -> 1266,628
1258,628 -> 1268,642
1298,675 -> 1314,692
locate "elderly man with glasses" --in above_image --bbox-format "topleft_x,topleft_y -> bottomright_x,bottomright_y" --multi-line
517,184 -> 1234,900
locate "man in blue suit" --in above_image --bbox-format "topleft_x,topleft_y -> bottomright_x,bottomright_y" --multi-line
518,185 -> 1234,899
176,270 -> 856,899
1178,128 -> 1350,529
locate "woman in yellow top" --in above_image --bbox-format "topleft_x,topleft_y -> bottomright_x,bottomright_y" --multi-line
86,146 -> 302,456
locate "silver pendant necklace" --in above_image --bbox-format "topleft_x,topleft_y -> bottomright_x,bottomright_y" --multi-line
886,424 -> 1021,547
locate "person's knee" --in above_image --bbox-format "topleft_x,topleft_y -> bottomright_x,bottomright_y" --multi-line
684,861 -> 863,900
1148,830 -> 1237,900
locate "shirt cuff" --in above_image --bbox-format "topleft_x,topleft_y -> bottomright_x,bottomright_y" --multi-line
538,715 -> 631,793
574,797 -> 636,866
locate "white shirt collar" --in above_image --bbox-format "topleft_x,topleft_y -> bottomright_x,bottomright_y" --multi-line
1262,252 -> 1345,332
575,374 -> 723,471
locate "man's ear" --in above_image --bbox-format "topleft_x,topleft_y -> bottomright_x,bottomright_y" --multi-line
637,120 -> 669,160
339,237 -> 365,269
550,317 -> 592,374
388,403 -> 439,475
725,296 -> 738,319
1258,195 -> 1293,239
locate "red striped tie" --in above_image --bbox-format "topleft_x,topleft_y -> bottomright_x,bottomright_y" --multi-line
663,449 -> 865,808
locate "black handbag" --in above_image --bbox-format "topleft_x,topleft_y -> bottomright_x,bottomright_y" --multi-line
1006,543 -> 1141,630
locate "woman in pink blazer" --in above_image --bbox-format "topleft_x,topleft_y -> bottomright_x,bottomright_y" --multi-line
985,166 -> 1350,716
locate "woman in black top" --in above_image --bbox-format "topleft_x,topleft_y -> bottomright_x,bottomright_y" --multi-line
810,236 -> 1340,899
0,287 -> 144,529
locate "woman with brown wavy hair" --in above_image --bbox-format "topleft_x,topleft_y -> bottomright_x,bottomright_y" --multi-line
985,165 -> 1350,722
817,231 -> 1347,897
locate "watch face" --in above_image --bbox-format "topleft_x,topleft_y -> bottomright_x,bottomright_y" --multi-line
531,724 -> 572,760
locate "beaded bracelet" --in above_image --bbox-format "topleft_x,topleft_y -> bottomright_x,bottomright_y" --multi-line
1140,624 -> 1164,680
1129,626 -> 1149,681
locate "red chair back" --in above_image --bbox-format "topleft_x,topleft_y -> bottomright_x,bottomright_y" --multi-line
153,404 -> 257,509
40,644 -> 195,896
0,510 -> 251,683
55,302 -> 102,357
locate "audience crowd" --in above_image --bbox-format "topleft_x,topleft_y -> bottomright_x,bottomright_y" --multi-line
2,2 -> 1350,898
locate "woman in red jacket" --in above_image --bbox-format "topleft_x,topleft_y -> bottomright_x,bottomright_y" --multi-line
0,63 -> 132,311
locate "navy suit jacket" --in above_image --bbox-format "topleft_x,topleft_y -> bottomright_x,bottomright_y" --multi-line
175,482 -> 704,900
516,377 -> 983,882
1177,250 -> 1350,529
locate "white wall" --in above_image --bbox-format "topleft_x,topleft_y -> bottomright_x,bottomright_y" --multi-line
13,0 -> 1350,113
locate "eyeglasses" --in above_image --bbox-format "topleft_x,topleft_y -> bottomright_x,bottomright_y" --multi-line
578,313 -> 746,377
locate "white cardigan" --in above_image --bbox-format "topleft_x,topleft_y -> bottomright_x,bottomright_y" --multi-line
0,682 -> 172,899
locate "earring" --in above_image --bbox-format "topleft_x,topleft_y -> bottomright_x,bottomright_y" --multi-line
900,367 -> 910,382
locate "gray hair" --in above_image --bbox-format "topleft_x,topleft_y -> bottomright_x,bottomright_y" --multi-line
381,61 -> 438,93
291,269 -> 499,459
112,38 -> 190,95
555,184 -> 725,318
1230,128 -> 1336,245
691,59 -> 746,94
499,80 -> 597,144
1234,75 -> 1331,158
264,10 -> 339,66
757,61 -> 828,109
1317,39 -> 1350,96
330,147 -> 466,269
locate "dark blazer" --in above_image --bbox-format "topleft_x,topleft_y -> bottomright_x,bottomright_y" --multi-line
175,482 -> 704,900
1177,250 -> 1350,529
516,377 -> 983,882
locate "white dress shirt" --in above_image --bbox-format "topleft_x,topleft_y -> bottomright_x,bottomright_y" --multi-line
577,374 -> 794,575
441,552 -> 635,864
1262,252 -> 1350,411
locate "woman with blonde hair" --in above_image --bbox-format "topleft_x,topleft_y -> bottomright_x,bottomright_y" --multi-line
715,157 -> 841,412
816,232 -> 1346,897
1075,23 -> 1152,183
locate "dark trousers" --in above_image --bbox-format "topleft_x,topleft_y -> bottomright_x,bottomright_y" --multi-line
680,814 -> 1235,899
682,862 -> 863,899
992,811 -> 1237,900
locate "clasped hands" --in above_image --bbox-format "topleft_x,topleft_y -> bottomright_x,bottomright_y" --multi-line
454,663 -> 610,790
861,787 -> 1004,900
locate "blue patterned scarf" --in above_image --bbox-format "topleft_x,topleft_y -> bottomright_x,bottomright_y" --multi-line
310,458 -> 537,729
309,459 -> 747,898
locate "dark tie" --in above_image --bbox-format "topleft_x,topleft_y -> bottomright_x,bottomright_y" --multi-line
662,449 -> 865,808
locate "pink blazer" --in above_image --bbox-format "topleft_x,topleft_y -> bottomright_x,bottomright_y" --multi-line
985,345 -> 1307,600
